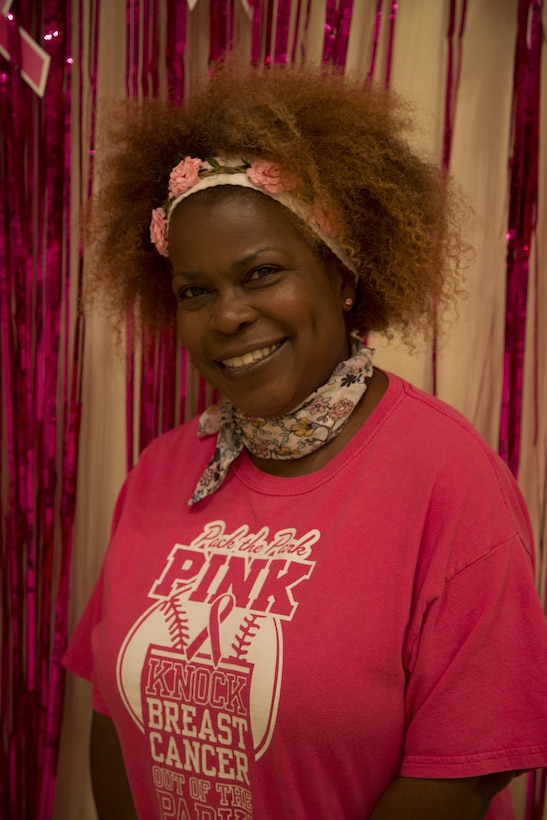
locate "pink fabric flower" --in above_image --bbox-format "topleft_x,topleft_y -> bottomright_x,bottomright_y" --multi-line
246,161 -> 296,194
313,202 -> 336,237
150,207 -> 168,257
168,156 -> 202,198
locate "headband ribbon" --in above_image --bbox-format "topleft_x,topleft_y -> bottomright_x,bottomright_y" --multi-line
150,156 -> 357,274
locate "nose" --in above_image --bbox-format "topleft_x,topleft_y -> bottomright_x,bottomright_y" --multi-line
209,287 -> 258,335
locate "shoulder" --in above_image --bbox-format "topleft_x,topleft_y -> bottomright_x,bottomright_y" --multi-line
378,372 -> 534,566
385,372 -> 519,488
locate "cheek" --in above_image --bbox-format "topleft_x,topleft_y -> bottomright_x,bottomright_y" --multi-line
176,312 -> 204,357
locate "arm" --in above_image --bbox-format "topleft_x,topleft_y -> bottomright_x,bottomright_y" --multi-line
369,773 -> 514,820
90,710 -> 138,820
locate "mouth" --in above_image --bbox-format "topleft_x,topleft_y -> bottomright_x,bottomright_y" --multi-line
218,341 -> 285,370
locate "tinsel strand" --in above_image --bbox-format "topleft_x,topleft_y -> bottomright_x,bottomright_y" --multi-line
2,10 -> 34,816
166,0 -> 186,104
499,0 -> 542,478
322,0 -> 354,69
384,0 -> 398,88
502,3 -> 544,813
366,0 -> 383,83
251,0 -> 262,65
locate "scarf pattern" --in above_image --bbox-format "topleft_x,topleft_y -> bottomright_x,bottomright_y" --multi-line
188,340 -> 374,505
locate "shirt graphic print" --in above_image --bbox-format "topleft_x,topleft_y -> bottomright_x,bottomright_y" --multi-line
116,519 -> 318,818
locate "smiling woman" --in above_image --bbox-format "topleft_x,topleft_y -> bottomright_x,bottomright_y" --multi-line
65,64 -> 547,820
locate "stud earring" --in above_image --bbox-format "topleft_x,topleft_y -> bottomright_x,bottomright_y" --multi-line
344,297 -> 353,307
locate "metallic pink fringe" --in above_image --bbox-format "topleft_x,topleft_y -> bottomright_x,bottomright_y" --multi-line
0,0 -> 89,815
499,0 -> 542,481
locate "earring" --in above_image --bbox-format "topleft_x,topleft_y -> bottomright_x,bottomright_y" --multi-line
344,297 -> 353,308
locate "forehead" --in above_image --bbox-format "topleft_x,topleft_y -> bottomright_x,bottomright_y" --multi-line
168,187 -> 313,252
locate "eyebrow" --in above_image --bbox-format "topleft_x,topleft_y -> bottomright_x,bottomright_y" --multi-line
171,246 -> 282,280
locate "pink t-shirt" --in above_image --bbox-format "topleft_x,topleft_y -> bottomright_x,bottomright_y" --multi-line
64,373 -> 547,819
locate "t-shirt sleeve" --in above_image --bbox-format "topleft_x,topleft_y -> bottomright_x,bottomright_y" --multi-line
401,534 -> 547,777
62,479 -> 130,716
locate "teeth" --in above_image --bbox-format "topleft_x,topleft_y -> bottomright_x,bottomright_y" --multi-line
222,343 -> 280,369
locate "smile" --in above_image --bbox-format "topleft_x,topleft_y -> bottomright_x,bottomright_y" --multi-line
221,342 -> 283,369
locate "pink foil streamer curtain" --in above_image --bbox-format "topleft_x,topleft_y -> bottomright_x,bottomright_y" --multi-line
166,0 -> 186,104
502,4 -> 545,814
0,0 -> 88,816
274,0 -> 292,64
499,0 -> 542,480
366,0 -> 397,85
125,0 -> 161,99
322,0 -> 354,68
262,0 -> 275,65
210,0 -> 235,63
140,0 -> 160,98
251,0 -> 263,64
126,0 -> 140,99
263,0 -> 275,66
251,0 -> 293,67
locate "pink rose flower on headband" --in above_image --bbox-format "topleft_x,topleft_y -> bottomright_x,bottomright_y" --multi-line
150,207 -> 169,257
168,156 -> 203,198
247,161 -> 296,194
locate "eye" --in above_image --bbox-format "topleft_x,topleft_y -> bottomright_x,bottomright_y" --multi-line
247,265 -> 281,283
175,284 -> 209,301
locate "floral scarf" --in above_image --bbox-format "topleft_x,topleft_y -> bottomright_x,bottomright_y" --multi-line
188,339 -> 374,505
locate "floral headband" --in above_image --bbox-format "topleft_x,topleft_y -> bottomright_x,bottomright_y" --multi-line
149,156 -> 357,274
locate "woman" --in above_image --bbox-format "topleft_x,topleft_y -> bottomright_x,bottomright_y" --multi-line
65,66 -> 547,819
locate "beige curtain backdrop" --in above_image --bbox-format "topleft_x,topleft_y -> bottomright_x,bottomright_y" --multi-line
54,1 -> 547,817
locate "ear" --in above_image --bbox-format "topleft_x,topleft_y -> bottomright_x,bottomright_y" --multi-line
326,255 -> 356,302
340,271 -> 357,313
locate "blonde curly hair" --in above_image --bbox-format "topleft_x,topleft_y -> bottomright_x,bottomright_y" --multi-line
85,63 -> 468,340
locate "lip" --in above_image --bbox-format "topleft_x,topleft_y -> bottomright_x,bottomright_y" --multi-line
215,340 -> 286,372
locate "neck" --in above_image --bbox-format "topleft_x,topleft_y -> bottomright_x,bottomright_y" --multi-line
248,368 -> 388,477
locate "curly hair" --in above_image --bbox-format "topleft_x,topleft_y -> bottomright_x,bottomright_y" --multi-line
85,64 -> 468,340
